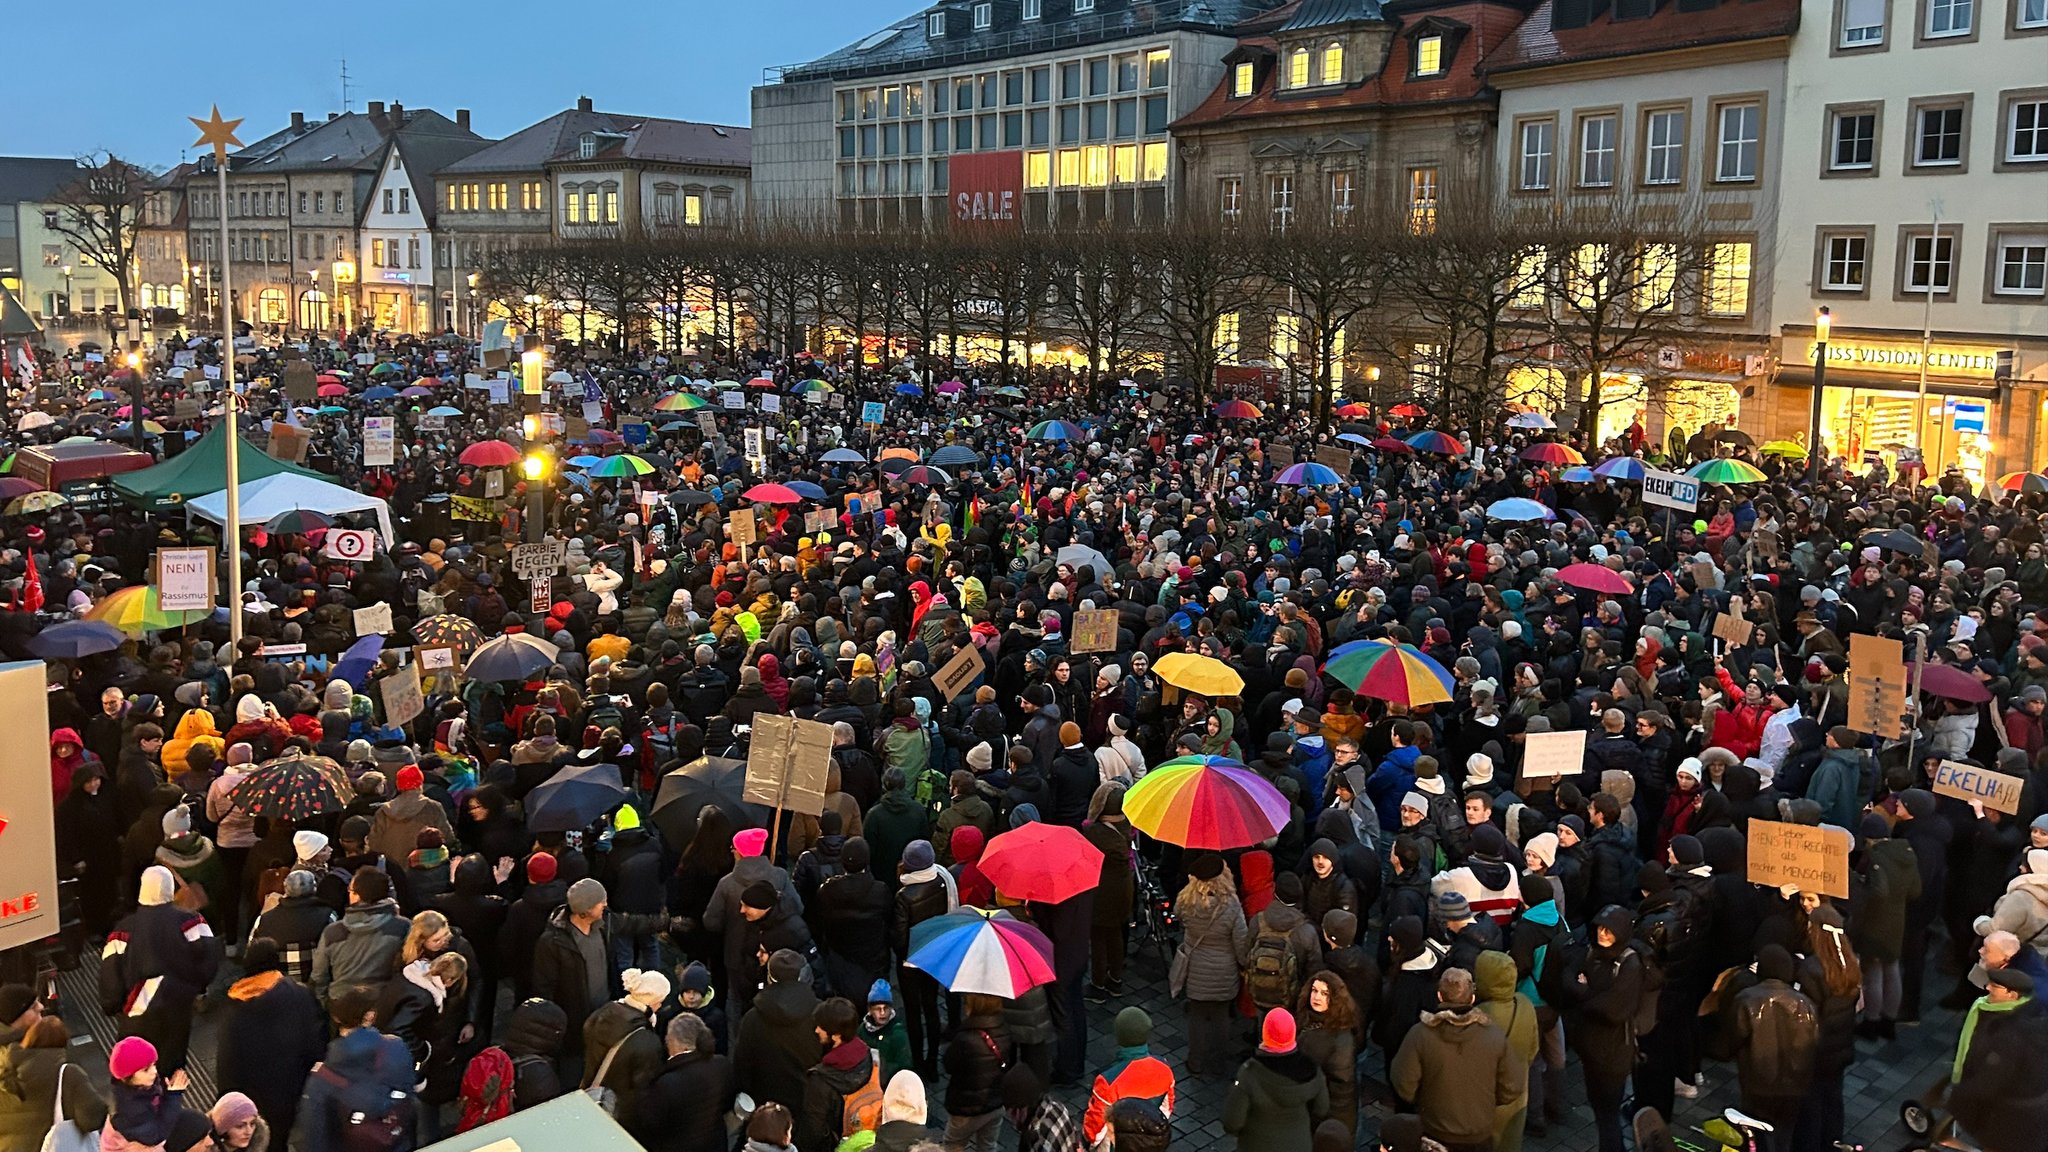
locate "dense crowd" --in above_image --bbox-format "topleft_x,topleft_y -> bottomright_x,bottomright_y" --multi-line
3,324 -> 2047,1152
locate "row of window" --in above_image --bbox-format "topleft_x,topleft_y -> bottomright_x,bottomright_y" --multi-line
1514,99 -> 1763,192
836,51 -> 1170,124
1229,32 -> 1448,98
928,0 -> 1108,36
446,181 -> 547,213
1824,92 -> 2048,175
191,189 -> 351,219
1835,0 -> 2045,49
1216,167 -> 1440,232
838,98 -> 1170,158
381,187 -> 412,216
1817,226 -> 2047,298
562,182 -> 623,226
369,237 -> 423,269
296,233 -> 349,261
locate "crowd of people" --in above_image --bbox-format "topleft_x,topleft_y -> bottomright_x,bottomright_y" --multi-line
3,322 -> 2048,1152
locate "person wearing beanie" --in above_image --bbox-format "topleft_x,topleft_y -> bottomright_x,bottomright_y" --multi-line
1046,720 -> 1097,829
154,801 -> 228,929
215,931 -> 323,1143
1019,683 -> 1062,777
1729,944 -> 1818,1139
859,978 -> 913,1083
1429,822 -> 1520,928
532,877 -> 679,1061
934,770 -> 997,868
734,950 -> 825,1126
101,865 -> 220,1074
580,968 -> 673,1125
207,1091 -> 266,1152
364,757 -> 454,867
245,864 -> 339,986
1807,725 -> 1868,832
106,1036 -> 187,1152
1223,1007 -> 1328,1152
893,837 -> 958,1078
1082,1006 -> 1176,1144
1852,811 -> 1918,1039
1246,870 -> 1324,1016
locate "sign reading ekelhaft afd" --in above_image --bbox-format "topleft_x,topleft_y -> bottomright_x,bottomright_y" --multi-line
1642,468 -> 1700,513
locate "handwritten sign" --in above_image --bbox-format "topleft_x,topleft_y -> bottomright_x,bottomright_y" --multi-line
352,603 -> 394,637
721,391 -> 745,410
379,663 -> 425,729
1520,729 -> 1587,779
155,548 -> 214,612
727,507 -> 757,547
1071,608 -> 1120,654
363,416 -> 396,466
1712,608 -> 1752,647
1315,445 -> 1351,473
760,393 -> 782,414
1847,633 -> 1908,739
805,509 -> 834,534
1746,818 -> 1851,898
862,400 -> 887,425
743,714 -> 835,818
1933,759 -> 2025,815
932,642 -> 986,701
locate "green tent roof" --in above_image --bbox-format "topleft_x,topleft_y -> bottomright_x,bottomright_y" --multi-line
420,1090 -> 644,1152
114,421 -> 322,511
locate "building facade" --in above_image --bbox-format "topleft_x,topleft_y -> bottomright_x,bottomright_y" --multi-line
753,0 -> 1266,229
1765,0 -> 2048,484
137,165 -> 192,322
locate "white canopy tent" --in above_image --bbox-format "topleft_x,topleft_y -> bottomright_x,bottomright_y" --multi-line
184,473 -> 398,544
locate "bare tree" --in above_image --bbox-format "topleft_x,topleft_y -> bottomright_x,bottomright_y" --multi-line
1050,224 -> 1148,387
47,154 -> 153,314
1139,210 -> 1258,398
480,246 -> 560,336
1255,196 -> 1390,423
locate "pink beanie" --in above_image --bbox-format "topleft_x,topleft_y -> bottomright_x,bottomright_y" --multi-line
109,1036 -> 158,1080
733,828 -> 769,858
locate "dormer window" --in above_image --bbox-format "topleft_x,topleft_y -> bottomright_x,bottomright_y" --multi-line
974,2 -> 991,26
1232,61 -> 1255,97
930,11 -> 946,36
1414,34 -> 1444,76
1288,46 -> 1309,87
579,133 -> 597,159
1320,41 -> 1343,84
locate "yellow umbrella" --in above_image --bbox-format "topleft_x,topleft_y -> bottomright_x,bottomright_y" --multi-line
6,491 -> 68,515
1153,652 -> 1245,698
1759,440 -> 1808,458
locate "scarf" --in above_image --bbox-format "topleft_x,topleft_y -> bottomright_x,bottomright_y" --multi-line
900,863 -> 960,911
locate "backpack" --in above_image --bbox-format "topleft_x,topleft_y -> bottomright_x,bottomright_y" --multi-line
840,1055 -> 884,1136
314,1064 -> 414,1152
1244,917 -> 1301,1011
457,1047 -> 516,1133
645,713 -> 685,766
1627,938 -> 1666,1038
1532,921 -> 1583,1010
586,695 -> 625,735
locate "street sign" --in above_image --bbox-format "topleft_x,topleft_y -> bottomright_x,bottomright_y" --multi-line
511,539 -> 568,579
1642,467 -> 1700,513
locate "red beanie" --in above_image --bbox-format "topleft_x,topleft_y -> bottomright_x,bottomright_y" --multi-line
109,1036 -> 158,1080
526,852 -> 559,885
395,765 -> 424,792
1260,1007 -> 1297,1054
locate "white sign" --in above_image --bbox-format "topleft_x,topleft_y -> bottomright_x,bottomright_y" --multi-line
1521,730 -> 1588,779
323,528 -> 376,562
155,547 -> 215,613
1642,467 -> 1700,513
511,539 -> 569,579
352,602 -> 394,637
487,378 -> 511,406
744,427 -> 764,460
721,391 -> 745,410
355,352 -> 376,366
0,663 -> 59,951
363,416 -> 396,466
760,393 -> 782,414
582,400 -> 604,424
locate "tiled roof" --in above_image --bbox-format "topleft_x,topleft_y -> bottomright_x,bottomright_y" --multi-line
1484,0 -> 1800,73
231,109 -> 480,175
1281,0 -> 1384,30
441,109 -> 748,174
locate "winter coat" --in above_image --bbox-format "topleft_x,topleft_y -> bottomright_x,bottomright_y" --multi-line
581,1002 -> 666,1124
1794,955 -> 1859,1079
1852,838 -> 1919,962
733,978 -> 823,1111
216,970 -> 326,1138
861,792 -> 932,884
1559,909 -> 1643,1092
1805,748 -> 1866,832
1221,1050 -> 1329,1152
0,1033 -> 106,1152
367,792 -> 456,868
1474,951 -> 1537,1119
1047,747 -> 1097,827
311,898 -> 408,1005
1728,978 -> 1818,1104
1582,822 -> 1638,915
502,879 -> 566,1002
1391,1002 -> 1520,1147
98,902 -> 221,1067
530,907 -> 669,1045
943,1011 -> 1013,1118
292,1026 -> 417,1152
1979,870 -> 2048,958
814,870 -> 893,995
630,1050 -> 735,1152
1085,818 -> 1135,928
702,857 -> 802,986
162,709 -> 224,780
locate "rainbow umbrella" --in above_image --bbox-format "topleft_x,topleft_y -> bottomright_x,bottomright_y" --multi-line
1213,399 -> 1263,419
792,379 -> 834,394
1275,462 -> 1341,486
905,909 -> 1057,996
1026,419 -> 1084,442
1322,639 -> 1454,706
978,823 -> 1102,903
1485,497 -> 1554,521
1557,562 -> 1634,595
1592,456 -> 1648,481
1520,442 -> 1586,465
1999,471 -> 2048,495
585,454 -> 655,478
1123,755 -> 1292,850
743,482 -> 803,504
1688,458 -> 1768,484
85,584 -> 213,635
1406,431 -> 1465,455
655,392 -> 709,411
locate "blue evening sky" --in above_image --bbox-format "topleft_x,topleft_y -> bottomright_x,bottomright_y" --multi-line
1,0 -> 886,165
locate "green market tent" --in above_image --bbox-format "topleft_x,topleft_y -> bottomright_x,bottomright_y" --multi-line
420,1090 -> 646,1152
114,422 -> 321,511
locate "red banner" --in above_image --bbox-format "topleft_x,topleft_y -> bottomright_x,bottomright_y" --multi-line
949,151 -> 1023,230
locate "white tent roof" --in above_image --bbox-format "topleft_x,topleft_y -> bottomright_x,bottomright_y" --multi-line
183,473 -> 397,544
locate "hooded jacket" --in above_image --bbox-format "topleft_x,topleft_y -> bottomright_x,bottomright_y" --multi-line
162,709 -> 225,779
310,898 -> 408,1005
1391,998 -> 1520,1147
1474,951 -> 1537,1119
732,976 -> 823,1115
293,1026 -> 416,1152
500,998 -> 568,1111
366,791 -> 456,868
1222,1049 -> 1329,1152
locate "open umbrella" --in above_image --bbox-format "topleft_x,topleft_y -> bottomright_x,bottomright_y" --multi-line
894,382 -> 922,395
362,385 -> 398,401
15,411 -> 54,431
655,393 -> 708,412
1592,457 -> 1648,481
1688,458 -> 1767,485
1760,440 -> 1809,459
414,614 -> 484,650
1389,403 -> 1428,418
0,477 -> 43,500
1321,640 -> 1454,706
1153,651 -> 1245,698
1213,399 -> 1262,419
1335,432 -> 1371,447
525,763 -> 631,833
1998,472 -> 2048,495
793,379 -> 834,394
1335,403 -> 1371,419
1485,497 -> 1554,521
586,455 -> 655,479
895,465 -> 953,486
427,406 -> 464,417
821,448 -> 866,464
1025,419 -> 1084,442
877,447 -> 921,463
935,380 -> 965,394
1275,462 -> 1342,486
669,489 -> 718,507
1914,662 -> 1992,703
332,636 -> 385,692
1123,755 -> 1291,850
992,385 -> 1027,398
1507,412 -> 1556,429
1859,528 -> 1926,554
904,909 -> 1056,996
6,491 -> 68,515
84,584 -> 212,635
316,382 -> 349,397
27,619 -> 127,659
786,480 -> 828,501
464,632 -> 559,681
928,445 -> 981,467
1557,562 -> 1635,595
1406,431 -> 1466,455
230,756 -> 347,821
1369,437 -> 1414,454
1715,429 -> 1756,447
400,386 -> 435,399
268,509 -> 332,534
743,483 -> 803,504
651,756 -> 769,847
978,823 -> 1103,903
458,440 -> 521,468
1055,543 -> 1113,579
1561,466 -> 1597,483
1520,442 -> 1586,465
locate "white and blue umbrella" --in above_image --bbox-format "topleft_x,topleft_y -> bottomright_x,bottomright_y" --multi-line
1507,412 -> 1556,430
1485,497 -> 1556,522
905,909 -> 1057,996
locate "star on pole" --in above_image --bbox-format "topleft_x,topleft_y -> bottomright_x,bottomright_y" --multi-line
189,105 -> 244,162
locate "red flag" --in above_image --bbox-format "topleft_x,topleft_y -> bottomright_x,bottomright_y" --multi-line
20,547 -> 43,614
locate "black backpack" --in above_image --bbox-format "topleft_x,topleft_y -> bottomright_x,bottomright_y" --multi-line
315,1064 -> 415,1152
1532,920 -> 1584,1009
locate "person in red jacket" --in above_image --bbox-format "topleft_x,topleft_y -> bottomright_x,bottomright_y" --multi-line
1083,1008 -> 1176,1145
1707,660 -> 1771,762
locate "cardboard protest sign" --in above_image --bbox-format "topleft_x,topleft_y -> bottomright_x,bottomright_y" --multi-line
1315,445 -> 1351,473
268,422 -> 310,463
743,714 -> 834,817
155,548 -> 214,612
379,663 -> 425,729
352,603 -> 394,637
1933,759 -> 2026,815
932,643 -> 986,701
760,393 -> 782,414
1746,818 -> 1851,898
727,507 -> 758,547
1520,730 -> 1587,779
805,509 -> 834,534
1712,608 -> 1752,647
1847,633 -> 1908,739
283,362 -> 318,403
1070,608 -> 1121,654
695,411 -> 717,436
1753,528 -> 1780,562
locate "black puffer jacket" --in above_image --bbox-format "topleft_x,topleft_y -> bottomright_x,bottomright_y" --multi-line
733,978 -> 823,1111
892,876 -> 952,962
501,878 -> 566,1002
500,998 -> 567,1112
942,1009 -> 1013,1118
1560,906 -> 1643,1091
1728,970 -> 1818,1103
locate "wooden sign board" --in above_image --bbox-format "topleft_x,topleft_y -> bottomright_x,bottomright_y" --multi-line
1691,560 -> 1719,590
727,507 -> 758,546
1070,608 -> 1120,654
1315,445 -> 1351,473
283,362 -> 317,403
742,713 -> 834,818
932,643 -> 986,702
379,663 -> 425,730
1847,633 -> 1908,739
1933,759 -> 2026,815
1520,729 -> 1586,779
1746,818 -> 1851,898
268,422 -> 310,463
1712,609 -> 1752,647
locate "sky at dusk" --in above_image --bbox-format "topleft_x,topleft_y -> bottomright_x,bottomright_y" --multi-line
1,0 -> 886,165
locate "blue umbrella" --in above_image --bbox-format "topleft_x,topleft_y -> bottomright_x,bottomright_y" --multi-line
567,455 -> 604,469
27,619 -> 126,659
427,405 -> 464,417
362,385 -> 398,401
1485,497 -> 1555,522
1592,456 -> 1648,481
525,763 -> 630,833
929,445 -> 981,467
1561,466 -> 1597,483
904,909 -> 1057,996
1335,432 -> 1372,447
786,480 -> 827,500
332,635 -> 385,690
821,448 -> 866,463
894,382 -> 922,395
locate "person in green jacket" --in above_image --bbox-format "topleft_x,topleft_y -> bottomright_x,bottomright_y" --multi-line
1476,951 -> 1539,1152
863,981 -> 914,1083
863,770 -> 933,888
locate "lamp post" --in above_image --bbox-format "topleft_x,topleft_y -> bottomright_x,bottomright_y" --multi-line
467,272 -> 480,341
520,336 -> 546,544
61,264 -> 72,319
1807,306 -> 1831,485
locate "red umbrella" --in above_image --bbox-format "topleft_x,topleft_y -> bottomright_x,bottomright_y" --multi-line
742,483 -> 803,504
316,373 -> 343,385
1521,442 -> 1586,465
459,440 -> 522,468
1369,437 -> 1414,454
1557,562 -> 1634,595
316,382 -> 349,397
1390,403 -> 1428,418
978,823 -> 1102,903
1915,662 -> 1992,703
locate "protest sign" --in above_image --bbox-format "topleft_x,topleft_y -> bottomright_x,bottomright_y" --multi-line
362,416 -> 395,466
932,643 -> 986,701
1746,818 -> 1851,898
450,495 -> 496,521
581,400 -> 604,425
1712,607 -> 1752,647
565,416 -> 590,442
352,603 -> 394,637
511,540 -> 568,579
1933,759 -> 2026,815
804,509 -> 833,534
268,423 -> 310,463
721,391 -> 745,410
487,378 -> 510,405
1520,730 -> 1587,779
862,400 -> 886,425
695,411 -> 717,436
415,644 -> 461,694
1847,633 -> 1908,739
744,427 -> 764,461
621,420 -> 649,446
1070,608 -> 1120,654
760,393 -> 782,414
1643,468 -> 1700,513
1315,445 -> 1351,473
531,578 -> 551,615
155,548 -> 214,612
0,664 -> 58,951
379,663 -> 425,729
323,529 -> 375,562
283,362 -> 317,403
743,714 -> 834,819
727,507 -> 758,546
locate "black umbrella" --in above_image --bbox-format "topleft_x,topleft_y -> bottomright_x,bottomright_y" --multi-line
1859,528 -> 1926,554
463,633 -> 559,682
668,489 -> 717,507
27,619 -> 127,659
231,756 -> 347,821
651,756 -> 769,847
525,763 -> 631,833
1715,429 -> 1756,447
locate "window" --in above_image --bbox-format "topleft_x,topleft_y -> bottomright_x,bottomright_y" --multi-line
1219,176 -> 1242,221
1073,0 -> 1093,10
487,183 -> 507,210
1320,41 -> 1343,84
1029,68 -> 1049,101
315,191 -> 325,213
656,189 -> 677,224
1408,166 -> 1438,233
1147,49 -> 1170,88
1831,110 -> 1877,170
1905,230 -> 1956,293
1715,102 -> 1761,181
1117,54 -> 1140,92
1232,61 -> 1254,97
1087,58 -> 1108,95
1142,141 -> 1168,181
1114,101 -> 1136,138
1916,103 -> 1965,165
1998,235 -> 2048,294
1841,0 -> 1887,43
1415,34 -> 1444,75
1060,62 -> 1080,99
884,86 -> 902,117
1268,174 -> 1294,230
1510,248 -> 1548,310
1113,144 -> 1137,183
1704,241 -> 1752,316
906,84 -> 923,115
297,191 -> 308,213
1634,244 -> 1676,311
1024,112 -> 1043,146
1026,151 -> 1051,188
971,2 -> 991,27
1410,343 -> 1443,390
929,12 -> 945,36
398,188 -> 409,214
1056,149 -> 1080,186
1145,97 -> 1168,134
1003,73 -> 1022,106
408,238 -> 420,269
447,184 -> 459,211
462,183 -> 479,210
1578,114 -> 1617,187
685,194 -> 703,226
371,239 -> 385,267
522,182 -> 542,210
604,188 -> 619,224
2021,0 -> 2047,25
2010,98 -> 2048,162
1289,47 -> 1309,88
1086,103 -> 1107,140
1023,0 -> 1041,17
1926,0 -> 1972,35
1644,109 -> 1685,185
1271,313 -> 1299,361
839,91 -> 856,122
1215,312 -> 1240,363
1082,145 -> 1109,186
1518,120 -> 1555,190
1329,169 -> 1354,220
1822,233 -> 1869,290
564,189 -> 581,223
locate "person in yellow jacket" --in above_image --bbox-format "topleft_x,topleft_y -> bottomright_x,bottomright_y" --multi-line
162,707 -> 226,780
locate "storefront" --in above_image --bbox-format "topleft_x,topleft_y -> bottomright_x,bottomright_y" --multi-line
1778,332 -> 2019,490
1502,355 -> 1748,452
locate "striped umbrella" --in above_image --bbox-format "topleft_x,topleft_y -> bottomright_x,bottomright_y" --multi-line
1688,458 -> 1768,484
1520,442 -> 1586,465
1026,419 -> 1084,441
1999,471 -> 2048,495
1406,431 -> 1466,455
1321,639 -> 1455,706
1213,399 -> 1263,419
585,454 -> 656,478
1123,755 -> 1291,850
1592,456 -> 1648,481
1275,462 -> 1342,486
655,392 -> 709,411
905,909 -> 1057,996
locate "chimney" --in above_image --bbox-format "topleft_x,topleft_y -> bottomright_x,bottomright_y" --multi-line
368,100 -> 386,118
456,108 -> 471,131
328,112 -> 339,121
577,96 -> 594,113
291,111 -> 306,132
390,102 -> 404,122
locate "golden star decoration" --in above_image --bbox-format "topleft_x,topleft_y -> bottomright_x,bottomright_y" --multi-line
189,105 -> 244,161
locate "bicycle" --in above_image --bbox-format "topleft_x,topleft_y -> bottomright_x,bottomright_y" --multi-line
1132,855 -> 1179,968
1634,1105 -> 1852,1152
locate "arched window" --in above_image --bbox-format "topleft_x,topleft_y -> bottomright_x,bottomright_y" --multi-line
1320,41 -> 1344,84
1288,47 -> 1309,88
257,287 -> 288,325
298,289 -> 330,331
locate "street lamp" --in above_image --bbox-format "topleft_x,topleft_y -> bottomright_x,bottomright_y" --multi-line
523,293 -> 545,337
1807,306 -> 1831,485
467,272 -> 480,341
521,449 -> 549,543
61,264 -> 72,318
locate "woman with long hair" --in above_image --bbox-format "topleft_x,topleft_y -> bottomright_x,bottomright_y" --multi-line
1795,905 -> 1863,1152
1172,854 -> 1249,1076
1295,972 -> 1359,1139
669,806 -> 738,984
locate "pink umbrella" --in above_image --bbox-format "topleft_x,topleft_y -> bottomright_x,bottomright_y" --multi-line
316,383 -> 349,397
114,405 -> 151,418
936,380 -> 964,394
1557,562 -> 1634,595
1915,662 -> 1992,703
742,483 -> 803,504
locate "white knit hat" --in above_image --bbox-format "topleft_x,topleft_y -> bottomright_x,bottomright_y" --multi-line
622,968 -> 671,1011
138,865 -> 177,907
293,830 -> 330,862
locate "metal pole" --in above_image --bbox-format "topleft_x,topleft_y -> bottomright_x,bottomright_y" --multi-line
1917,207 -> 1939,482
218,159 -> 243,648
1807,308 -> 1829,485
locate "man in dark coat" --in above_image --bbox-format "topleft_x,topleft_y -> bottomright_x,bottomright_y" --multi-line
630,1014 -> 735,1152
1030,886 -> 1096,1086
503,852 -> 568,1003
530,879 -> 675,1064
215,939 -> 326,1140
98,865 -> 221,1073
1047,722 -> 1097,827
813,838 -> 893,1000
733,950 -> 824,1114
